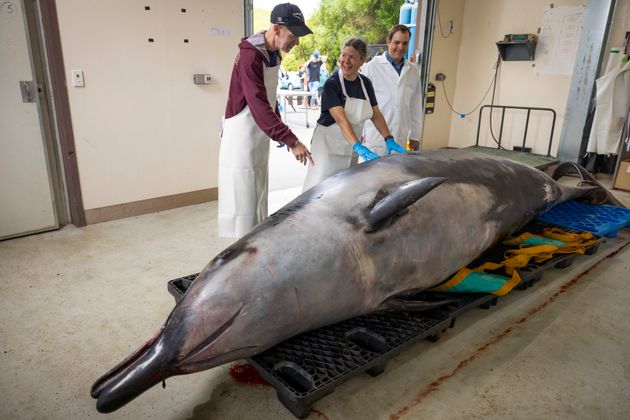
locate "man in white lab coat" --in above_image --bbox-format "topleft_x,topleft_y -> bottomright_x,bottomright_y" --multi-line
362,24 -> 423,155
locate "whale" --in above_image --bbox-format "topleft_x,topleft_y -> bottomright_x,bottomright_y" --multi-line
91,149 -> 611,412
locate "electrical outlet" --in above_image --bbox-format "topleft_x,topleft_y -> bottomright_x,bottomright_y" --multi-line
193,74 -> 212,84
435,73 -> 446,81
71,70 -> 84,87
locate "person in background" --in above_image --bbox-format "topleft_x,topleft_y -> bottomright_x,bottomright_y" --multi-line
278,66 -> 287,80
302,37 -> 402,191
318,57 -> 329,100
305,50 -> 323,108
361,24 -> 423,155
218,3 -> 314,238
297,63 -> 307,106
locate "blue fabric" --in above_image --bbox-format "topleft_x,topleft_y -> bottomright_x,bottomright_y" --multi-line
521,237 -> 567,246
445,272 -> 511,293
385,52 -> 404,75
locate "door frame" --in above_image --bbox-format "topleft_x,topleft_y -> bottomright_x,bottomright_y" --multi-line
244,0 -> 253,37
30,0 -> 86,227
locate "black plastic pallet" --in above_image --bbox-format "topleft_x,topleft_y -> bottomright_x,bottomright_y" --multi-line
167,222 -> 602,418
169,280 -> 493,417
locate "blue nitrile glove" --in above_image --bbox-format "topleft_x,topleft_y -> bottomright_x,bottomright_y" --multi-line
353,141 -> 379,161
385,137 -> 407,155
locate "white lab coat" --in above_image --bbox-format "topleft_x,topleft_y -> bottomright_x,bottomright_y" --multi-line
362,54 -> 423,156
587,50 -> 630,155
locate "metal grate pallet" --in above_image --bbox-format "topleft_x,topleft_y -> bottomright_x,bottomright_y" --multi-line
167,220 -> 603,418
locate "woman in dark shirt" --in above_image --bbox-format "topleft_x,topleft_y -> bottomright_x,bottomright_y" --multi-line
303,37 -> 399,191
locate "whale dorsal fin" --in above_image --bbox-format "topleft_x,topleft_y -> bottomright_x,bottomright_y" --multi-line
365,177 -> 446,232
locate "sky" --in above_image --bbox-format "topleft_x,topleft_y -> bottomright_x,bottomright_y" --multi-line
254,0 -> 320,19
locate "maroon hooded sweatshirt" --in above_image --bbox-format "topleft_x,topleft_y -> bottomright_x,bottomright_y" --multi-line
224,31 -> 298,147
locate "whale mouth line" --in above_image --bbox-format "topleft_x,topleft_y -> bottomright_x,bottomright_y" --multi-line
180,303 -> 245,364
179,346 -> 261,372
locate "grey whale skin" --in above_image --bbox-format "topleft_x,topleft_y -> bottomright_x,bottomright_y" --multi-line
91,149 -> 595,412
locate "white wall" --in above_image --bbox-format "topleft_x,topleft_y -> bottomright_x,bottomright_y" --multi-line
55,0 -> 243,210
422,0 -> 465,149
447,0 -> 588,156
419,0 -> 590,156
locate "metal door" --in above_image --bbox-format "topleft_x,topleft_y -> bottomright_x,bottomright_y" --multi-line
0,0 -> 59,239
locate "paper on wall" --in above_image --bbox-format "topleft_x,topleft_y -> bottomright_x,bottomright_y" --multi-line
535,6 -> 585,75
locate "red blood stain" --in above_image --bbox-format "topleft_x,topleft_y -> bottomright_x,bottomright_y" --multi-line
389,241 -> 630,420
228,363 -> 271,387
310,408 -> 330,419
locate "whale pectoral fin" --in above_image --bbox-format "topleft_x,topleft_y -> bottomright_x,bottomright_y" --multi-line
365,177 -> 447,232
377,297 -> 454,312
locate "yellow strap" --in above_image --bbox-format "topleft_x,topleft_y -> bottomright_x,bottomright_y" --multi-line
543,230 -> 597,253
502,232 -> 537,246
543,228 -> 593,243
429,263 -> 521,296
431,228 -> 596,296
503,229 -> 594,247
501,229 -> 597,271
510,244 -> 558,254
503,253 -> 536,274
492,270 -> 521,296
474,261 -> 504,272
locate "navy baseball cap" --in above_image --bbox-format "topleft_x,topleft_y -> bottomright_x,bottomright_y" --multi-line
270,3 -> 312,37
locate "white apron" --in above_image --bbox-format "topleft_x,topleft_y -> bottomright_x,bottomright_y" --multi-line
218,63 -> 279,238
302,74 -> 373,191
587,50 -> 630,155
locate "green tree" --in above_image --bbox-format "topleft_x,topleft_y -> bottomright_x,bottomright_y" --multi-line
305,0 -> 399,72
254,0 -> 399,72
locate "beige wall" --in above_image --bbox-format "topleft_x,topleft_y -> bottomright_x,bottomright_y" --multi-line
446,0 -> 588,156
56,0 -> 242,210
422,0 -> 465,149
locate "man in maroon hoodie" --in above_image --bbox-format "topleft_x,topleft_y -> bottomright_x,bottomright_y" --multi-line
218,3 -> 314,238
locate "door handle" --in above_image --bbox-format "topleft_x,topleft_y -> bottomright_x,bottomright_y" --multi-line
20,80 -> 36,103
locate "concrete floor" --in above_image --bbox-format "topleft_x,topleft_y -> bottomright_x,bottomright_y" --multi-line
2,116 -> 630,419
